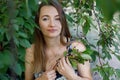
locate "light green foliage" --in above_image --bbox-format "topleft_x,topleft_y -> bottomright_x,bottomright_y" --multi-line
62,0 -> 120,80
64,48 -> 92,67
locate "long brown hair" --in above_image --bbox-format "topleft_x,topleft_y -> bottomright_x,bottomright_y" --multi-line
34,0 -> 71,73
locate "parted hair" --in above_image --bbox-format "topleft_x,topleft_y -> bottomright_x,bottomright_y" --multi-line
34,0 -> 71,73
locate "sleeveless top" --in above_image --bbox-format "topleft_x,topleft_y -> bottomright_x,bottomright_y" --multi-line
34,39 -> 78,80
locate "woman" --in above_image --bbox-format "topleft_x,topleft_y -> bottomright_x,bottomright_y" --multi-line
25,0 -> 92,80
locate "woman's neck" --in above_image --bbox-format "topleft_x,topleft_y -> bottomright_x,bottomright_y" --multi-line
44,36 -> 61,48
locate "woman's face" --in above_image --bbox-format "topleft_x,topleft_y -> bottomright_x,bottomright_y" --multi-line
39,5 -> 62,38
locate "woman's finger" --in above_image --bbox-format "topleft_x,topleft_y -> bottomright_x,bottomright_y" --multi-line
65,56 -> 72,66
46,58 -> 58,70
47,70 -> 56,80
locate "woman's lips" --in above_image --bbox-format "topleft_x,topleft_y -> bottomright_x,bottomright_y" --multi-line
47,29 -> 57,32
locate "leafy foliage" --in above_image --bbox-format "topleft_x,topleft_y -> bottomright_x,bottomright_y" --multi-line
0,0 -> 120,80
64,48 -> 92,66
0,0 -> 38,79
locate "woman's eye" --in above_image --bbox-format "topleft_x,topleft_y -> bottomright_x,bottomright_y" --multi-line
42,17 -> 48,21
56,18 -> 60,21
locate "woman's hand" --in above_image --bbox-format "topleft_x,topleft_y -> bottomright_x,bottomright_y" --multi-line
71,41 -> 86,52
37,70 -> 56,80
45,56 -> 59,71
56,57 -> 77,79
36,57 -> 57,80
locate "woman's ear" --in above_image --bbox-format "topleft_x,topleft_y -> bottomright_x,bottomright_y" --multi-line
71,41 -> 86,52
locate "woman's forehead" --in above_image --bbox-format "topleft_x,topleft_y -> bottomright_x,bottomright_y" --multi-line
40,5 -> 59,16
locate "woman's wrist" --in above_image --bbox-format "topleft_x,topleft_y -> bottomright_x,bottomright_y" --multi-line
67,74 -> 80,80
68,75 -> 92,80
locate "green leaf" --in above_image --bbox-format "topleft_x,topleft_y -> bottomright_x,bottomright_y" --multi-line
1,14 -> 9,26
25,0 -> 32,18
28,19 -> 36,28
19,3 -> 28,18
0,50 -> 12,73
18,32 -> 28,38
83,48 -> 94,55
18,47 -> 25,62
114,54 -> 120,61
28,0 -> 37,11
5,32 -> 11,41
0,34 -> 4,42
82,18 -> 90,35
16,17 -> 24,26
90,51 -> 99,61
13,24 -> 19,31
69,59 -> 77,69
0,27 -> 6,35
81,54 -> 92,60
0,50 -> 12,66
0,65 -> 8,74
0,62 -> 4,69
66,14 -> 74,23
0,75 -> 9,80
13,36 -> 19,47
80,18 -> 85,25
19,39 -> 31,48
115,69 -> 120,79
24,22 -> 34,34
96,0 -> 117,21
64,51 -> 68,56
82,0 -> 86,4
41,0 -> 49,3
73,0 -> 80,8
13,63 -> 22,76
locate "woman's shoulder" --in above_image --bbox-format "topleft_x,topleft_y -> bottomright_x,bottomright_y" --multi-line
25,44 -> 35,62
26,44 -> 35,54
70,40 -> 86,52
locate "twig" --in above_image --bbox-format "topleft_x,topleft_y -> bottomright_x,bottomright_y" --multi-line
93,3 -> 109,77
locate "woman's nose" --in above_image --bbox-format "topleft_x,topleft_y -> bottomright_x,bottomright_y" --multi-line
49,19 -> 55,27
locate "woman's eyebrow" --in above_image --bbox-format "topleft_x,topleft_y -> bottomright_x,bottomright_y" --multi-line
40,15 -> 59,18
41,15 -> 49,18
55,15 -> 59,17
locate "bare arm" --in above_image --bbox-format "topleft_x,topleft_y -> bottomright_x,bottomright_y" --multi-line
74,61 -> 92,80
25,45 -> 34,80
66,61 -> 92,80
25,45 -> 58,80
70,41 -> 92,80
68,62 -> 92,80
57,57 -> 92,80
57,41 -> 92,80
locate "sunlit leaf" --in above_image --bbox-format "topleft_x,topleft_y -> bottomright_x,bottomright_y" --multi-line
81,54 -> 92,60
